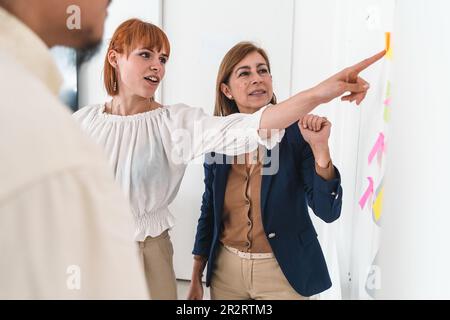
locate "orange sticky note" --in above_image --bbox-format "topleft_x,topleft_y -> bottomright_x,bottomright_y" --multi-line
385,32 -> 392,59
385,32 -> 391,52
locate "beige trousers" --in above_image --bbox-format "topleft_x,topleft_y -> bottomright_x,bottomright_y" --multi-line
210,245 -> 308,300
137,230 -> 178,300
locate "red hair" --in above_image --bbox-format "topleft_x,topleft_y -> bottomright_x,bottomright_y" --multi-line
103,18 -> 170,96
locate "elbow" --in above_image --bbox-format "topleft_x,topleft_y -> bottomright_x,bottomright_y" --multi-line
322,211 -> 341,223
315,203 -> 342,223
326,203 -> 342,223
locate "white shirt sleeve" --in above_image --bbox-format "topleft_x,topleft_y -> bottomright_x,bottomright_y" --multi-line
163,103 -> 285,162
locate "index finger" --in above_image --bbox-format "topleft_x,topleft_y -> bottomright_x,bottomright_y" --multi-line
350,50 -> 386,74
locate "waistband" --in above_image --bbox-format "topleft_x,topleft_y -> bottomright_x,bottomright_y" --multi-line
142,229 -> 169,242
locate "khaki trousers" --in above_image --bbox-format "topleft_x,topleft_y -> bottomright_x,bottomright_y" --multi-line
210,245 -> 307,300
137,230 -> 178,300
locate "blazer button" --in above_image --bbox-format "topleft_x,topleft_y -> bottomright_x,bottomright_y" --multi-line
268,233 -> 276,239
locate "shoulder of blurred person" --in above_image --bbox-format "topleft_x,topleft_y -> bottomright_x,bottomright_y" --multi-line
0,8 -> 148,299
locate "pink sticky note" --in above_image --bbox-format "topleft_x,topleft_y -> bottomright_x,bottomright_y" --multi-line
359,177 -> 374,210
368,133 -> 385,165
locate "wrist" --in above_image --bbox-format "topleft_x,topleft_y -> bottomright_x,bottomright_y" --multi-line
192,265 -> 204,275
304,87 -> 322,109
191,268 -> 203,279
311,142 -> 330,154
192,256 -> 206,280
311,144 -> 331,167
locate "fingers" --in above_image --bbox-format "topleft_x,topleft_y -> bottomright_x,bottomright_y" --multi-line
348,49 -> 386,77
318,50 -> 383,104
340,77 -> 370,105
301,115 -> 328,131
355,91 -> 367,105
310,115 -> 322,131
342,80 -> 370,93
314,116 -> 327,131
300,115 -> 308,129
341,91 -> 366,104
301,115 -> 309,129
302,114 -> 315,130
307,115 -> 315,130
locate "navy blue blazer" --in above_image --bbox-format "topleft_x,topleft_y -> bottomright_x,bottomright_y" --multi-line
192,123 -> 343,297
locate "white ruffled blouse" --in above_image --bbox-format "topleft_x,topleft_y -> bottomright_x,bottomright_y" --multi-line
73,103 -> 283,241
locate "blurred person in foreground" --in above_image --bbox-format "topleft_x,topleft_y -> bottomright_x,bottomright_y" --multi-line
0,0 -> 148,299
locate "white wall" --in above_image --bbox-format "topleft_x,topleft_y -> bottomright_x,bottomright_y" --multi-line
378,0 -> 450,299
285,0 -> 393,299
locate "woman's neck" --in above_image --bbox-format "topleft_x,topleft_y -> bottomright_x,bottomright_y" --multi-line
108,93 -> 161,116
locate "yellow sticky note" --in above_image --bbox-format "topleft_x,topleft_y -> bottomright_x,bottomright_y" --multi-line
386,48 -> 393,59
384,106 -> 390,123
372,187 -> 384,223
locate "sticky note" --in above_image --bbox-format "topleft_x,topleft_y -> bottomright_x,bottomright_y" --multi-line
385,32 -> 391,52
368,133 -> 385,165
385,32 -> 393,59
384,106 -> 390,123
372,185 -> 384,224
359,177 -> 374,210
386,81 -> 391,99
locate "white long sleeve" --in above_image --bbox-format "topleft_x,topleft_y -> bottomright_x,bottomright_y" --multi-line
73,103 -> 284,241
161,103 -> 284,162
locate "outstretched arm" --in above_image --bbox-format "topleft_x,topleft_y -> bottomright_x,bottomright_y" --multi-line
164,51 -> 385,161
259,50 -> 386,130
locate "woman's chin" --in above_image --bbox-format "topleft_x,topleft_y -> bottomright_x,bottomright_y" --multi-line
138,91 -> 156,100
251,101 -> 271,109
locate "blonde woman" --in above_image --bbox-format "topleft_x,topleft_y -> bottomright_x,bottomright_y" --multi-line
189,42 -> 345,300
74,19 -> 384,299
